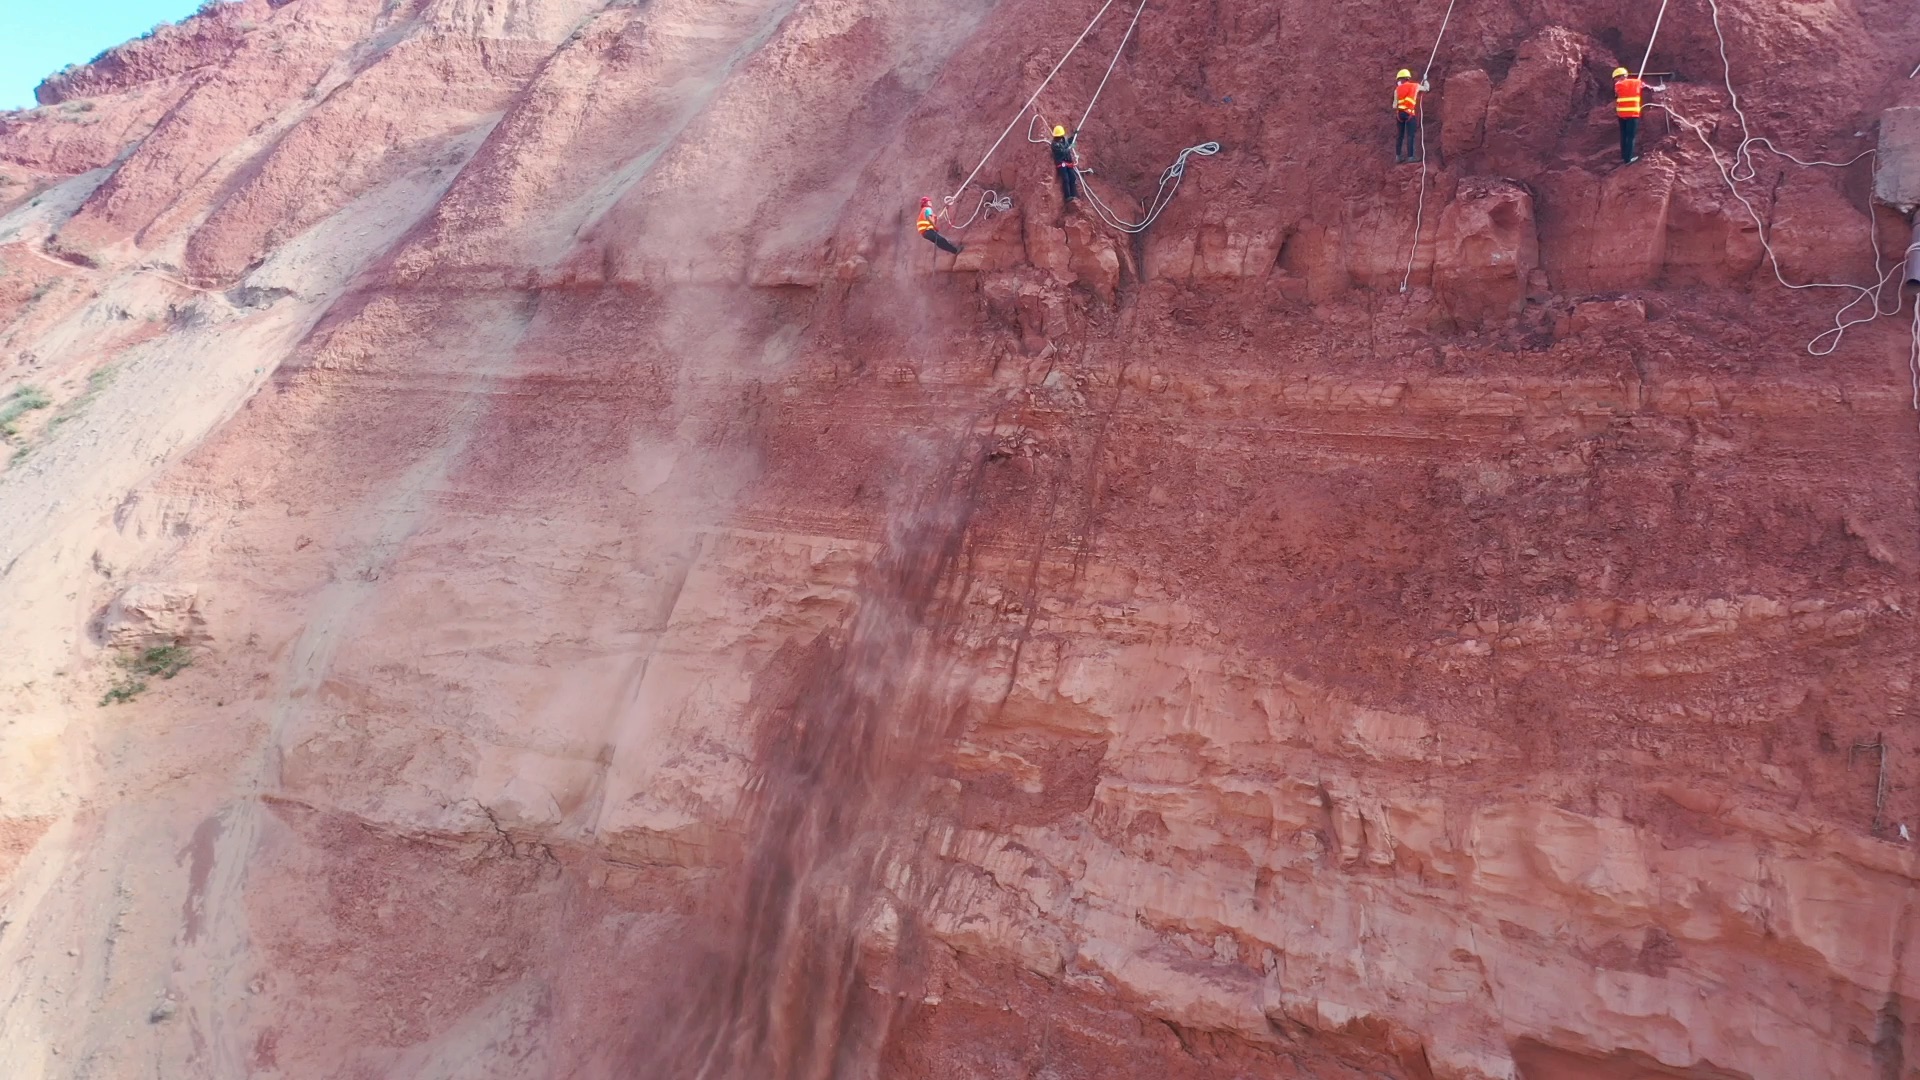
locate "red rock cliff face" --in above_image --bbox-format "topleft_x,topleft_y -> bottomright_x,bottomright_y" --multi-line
4,0 -> 1920,1077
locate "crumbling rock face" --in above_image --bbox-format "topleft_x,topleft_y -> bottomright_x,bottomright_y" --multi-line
1432,177 -> 1540,326
4,0 -> 1920,1079
1440,69 -> 1493,160
1478,27 -> 1597,177
99,582 -> 208,649
1144,213 -> 1288,283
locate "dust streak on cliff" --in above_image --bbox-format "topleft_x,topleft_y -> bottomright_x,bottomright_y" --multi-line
653,442 -> 988,1080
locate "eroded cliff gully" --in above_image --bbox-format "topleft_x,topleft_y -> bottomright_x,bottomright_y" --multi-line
4,0 -> 1920,1077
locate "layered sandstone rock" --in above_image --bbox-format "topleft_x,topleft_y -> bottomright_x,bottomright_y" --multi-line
3,1 -> 1920,1078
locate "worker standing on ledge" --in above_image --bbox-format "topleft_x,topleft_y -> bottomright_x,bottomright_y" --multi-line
1612,66 -> 1657,164
916,197 -> 963,255
1050,125 -> 1080,203
1393,68 -> 1430,164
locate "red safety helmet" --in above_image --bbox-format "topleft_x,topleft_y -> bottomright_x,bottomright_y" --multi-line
920,196 -> 933,206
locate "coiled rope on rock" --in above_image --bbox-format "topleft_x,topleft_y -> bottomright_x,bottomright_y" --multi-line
1078,142 -> 1220,234
948,189 -> 1014,229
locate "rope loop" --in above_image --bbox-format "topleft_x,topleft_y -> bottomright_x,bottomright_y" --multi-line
1646,0 -> 1905,356
947,189 -> 1014,229
1077,142 -> 1219,234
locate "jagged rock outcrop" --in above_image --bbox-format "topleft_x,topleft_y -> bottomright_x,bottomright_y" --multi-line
99,582 -> 207,649
1432,177 -> 1540,326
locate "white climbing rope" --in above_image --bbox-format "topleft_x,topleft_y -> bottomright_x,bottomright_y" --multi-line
948,189 -> 1013,229
1398,0 -> 1460,293
1909,298 -> 1920,420
1057,0 -> 1220,235
1697,0 -> 1876,181
1076,0 -> 1148,132
1654,106 -> 1907,355
1645,0 -> 1911,356
1637,0 -> 1672,79
942,0 -> 1121,227
1421,0 -> 1458,80
1077,142 -> 1221,233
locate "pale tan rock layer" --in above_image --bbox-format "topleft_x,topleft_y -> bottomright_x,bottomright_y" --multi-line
2,0 -> 1919,1077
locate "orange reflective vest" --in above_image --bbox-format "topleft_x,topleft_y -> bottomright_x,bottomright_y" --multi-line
1394,79 -> 1421,115
917,206 -> 937,233
1614,77 -> 1644,118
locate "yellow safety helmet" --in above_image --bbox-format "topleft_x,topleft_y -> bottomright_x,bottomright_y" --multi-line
1053,125 -> 1067,138
1612,66 -> 1629,78
1396,69 -> 1412,79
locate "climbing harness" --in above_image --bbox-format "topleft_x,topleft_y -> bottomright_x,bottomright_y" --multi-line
1398,0 -> 1460,293
941,0 -> 1123,227
1647,0 -> 1913,356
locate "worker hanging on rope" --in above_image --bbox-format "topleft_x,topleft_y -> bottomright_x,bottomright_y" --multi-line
1049,125 -> 1081,203
1392,68 -> 1431,164
916,197 -> 964,255
1611,66 -> 1659,165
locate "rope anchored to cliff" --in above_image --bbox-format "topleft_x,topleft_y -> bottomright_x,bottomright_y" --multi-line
1398,0 -> 1460,293
1646,0 -> 1908,356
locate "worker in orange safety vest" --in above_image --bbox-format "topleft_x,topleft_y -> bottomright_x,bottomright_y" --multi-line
916,197 -> 963,255
1611,66 -> 1659,164
1392,68 -> 1430,164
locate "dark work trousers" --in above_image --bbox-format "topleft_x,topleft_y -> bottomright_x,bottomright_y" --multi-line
1618,116 -> 1639,162
1395,112 -> 1419,160
922,229 -> 962,255
1058,164 -> 1080,202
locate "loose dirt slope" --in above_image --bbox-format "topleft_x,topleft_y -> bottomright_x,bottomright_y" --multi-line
3,0 -> 1920,1077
